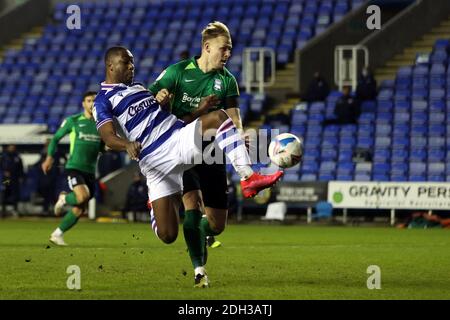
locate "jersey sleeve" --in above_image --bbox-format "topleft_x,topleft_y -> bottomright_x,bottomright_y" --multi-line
93,95 -> 113,129
148,65 -> 178,94
226,74 -> 240,98
47,117 -> 73,157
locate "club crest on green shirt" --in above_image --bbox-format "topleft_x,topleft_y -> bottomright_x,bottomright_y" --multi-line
213,78 -> 222,91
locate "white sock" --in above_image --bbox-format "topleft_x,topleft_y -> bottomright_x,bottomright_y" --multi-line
150,209 -> 160,239
216,118 -> 253,180
52,228 -> 63,237
194,266 -> 206,276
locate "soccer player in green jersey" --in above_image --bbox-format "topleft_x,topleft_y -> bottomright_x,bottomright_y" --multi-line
42,91 -> 104,246
149,21 -> 245,287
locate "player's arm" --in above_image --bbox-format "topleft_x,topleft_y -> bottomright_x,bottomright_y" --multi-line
42,118 -> 72,174
97,122 -> 141,161
148,66 -> 177,113
154,89 -> 173,113
93,97 -> 141,160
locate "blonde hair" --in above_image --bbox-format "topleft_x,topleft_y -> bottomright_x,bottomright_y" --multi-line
201,21 -> 231,45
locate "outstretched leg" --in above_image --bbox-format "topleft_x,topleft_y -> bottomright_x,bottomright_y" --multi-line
199,110 -> 283,197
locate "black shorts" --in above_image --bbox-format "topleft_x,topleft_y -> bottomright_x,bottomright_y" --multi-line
183,163 -> 228,209
66,169 -> 96,200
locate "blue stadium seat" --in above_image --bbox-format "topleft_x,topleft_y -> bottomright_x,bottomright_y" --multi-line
410,125 -> 427,137
377,89 -> 394,101
428,162 -> 445,176
302,162 -> 319,174
354,173 -> 371,181
376,99 -> 394,113
357,137 -> 374,149
428,175 -> 445,182
409,162 -> 427,175
301,174 -> 317,181
319,161 -> 337,173
395,89 -> 410,101
319,173 -> 335,181
338,150 -> 353,162
380,79 -> 395,89
373,163 -> 390,175
390,174 -> 407,182
428,149 -> 445,162
283,173 -> 300,182
361,100 -> 376,113
337,162 -> 354,175
373,174 -> 389,181
409,174 -> 426,182
302,149 -> 320,162
340,136 -> 356,148
429,114 -> 445,125
434,39 -> 449,50
336,173 -> 353,181
373,149 -> 391,163
428,137 -> 445,148
355,162 -> 372,175
321,148 -> 337,160
375,137 -> 391,148
410,148 -> 427,162
392,163 -> 408,175
431,100 -> 446,113
375,124 -> 392,136
340,124 -> 357,135
358,113 -> 376,126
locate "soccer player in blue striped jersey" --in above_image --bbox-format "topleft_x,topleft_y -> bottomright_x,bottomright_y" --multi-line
93,47 -> 283,287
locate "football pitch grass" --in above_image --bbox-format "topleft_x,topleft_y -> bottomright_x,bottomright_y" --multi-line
0,219 -> 449,300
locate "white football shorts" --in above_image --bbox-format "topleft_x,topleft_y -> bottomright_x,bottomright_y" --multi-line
140,119 -> 202,202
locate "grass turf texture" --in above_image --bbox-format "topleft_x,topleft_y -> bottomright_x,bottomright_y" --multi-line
0,220 -> 449,299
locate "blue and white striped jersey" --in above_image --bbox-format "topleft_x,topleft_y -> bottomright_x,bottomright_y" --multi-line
93,82 -> 185,162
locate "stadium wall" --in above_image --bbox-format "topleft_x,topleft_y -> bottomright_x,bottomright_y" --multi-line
0,0 -> 51,46
360,0 -> 450,70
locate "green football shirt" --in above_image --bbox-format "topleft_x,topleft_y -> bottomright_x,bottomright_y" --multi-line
47,113 -> 103,175
148,56 -> 240,118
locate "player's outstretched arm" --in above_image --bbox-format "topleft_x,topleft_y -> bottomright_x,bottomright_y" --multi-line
97,121 -> 141,161
42,118 -> 72,174
41,156 -> 54,175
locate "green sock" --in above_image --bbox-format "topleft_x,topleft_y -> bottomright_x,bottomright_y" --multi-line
183,210 -> 203,268
199,217 -> 221,265
65,192 -> 78,206
59,209 -> 79,232
200,217 -> 220,237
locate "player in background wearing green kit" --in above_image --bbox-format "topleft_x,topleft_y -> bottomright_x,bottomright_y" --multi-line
149,22 -> 245,287
42,91 -> 104,246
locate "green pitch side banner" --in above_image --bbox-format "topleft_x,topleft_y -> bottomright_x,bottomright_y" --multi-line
328,181 -> 450,209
